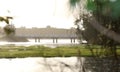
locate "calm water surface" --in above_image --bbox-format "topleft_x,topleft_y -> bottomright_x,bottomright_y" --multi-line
0,39 -> 86,72
0,57 -> 84,72
0,39 -> 80,47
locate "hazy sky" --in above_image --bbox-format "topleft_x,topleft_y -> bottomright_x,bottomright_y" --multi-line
0,0 -> 75,29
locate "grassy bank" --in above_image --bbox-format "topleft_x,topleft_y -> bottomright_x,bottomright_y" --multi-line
0,45 -> 120,58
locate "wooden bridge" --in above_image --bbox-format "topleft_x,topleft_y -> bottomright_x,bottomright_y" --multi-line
15,27 -> 78,43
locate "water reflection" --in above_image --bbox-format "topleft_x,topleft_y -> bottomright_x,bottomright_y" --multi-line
0,57 -> 84,72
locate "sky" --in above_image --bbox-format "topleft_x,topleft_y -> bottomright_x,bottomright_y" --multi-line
0,0 -> 76,29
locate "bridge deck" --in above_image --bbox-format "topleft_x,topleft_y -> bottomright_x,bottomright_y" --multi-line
15,28 -> 78,39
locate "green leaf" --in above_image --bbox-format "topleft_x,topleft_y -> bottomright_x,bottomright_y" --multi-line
110,0 -> 120,18
69,0 -> 80,7
86,0 -> 96,11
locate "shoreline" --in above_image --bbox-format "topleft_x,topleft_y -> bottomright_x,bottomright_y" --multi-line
0,42 -> 80,48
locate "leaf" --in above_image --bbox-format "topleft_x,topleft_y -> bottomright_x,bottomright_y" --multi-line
0,17 -> 5,21
69,0 -> 80,7
110,0 -> 120,18
86,0 -> 96,11
0,16 -> 13,24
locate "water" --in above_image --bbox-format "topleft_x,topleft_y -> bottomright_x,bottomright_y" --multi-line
0,39 -> 89,72
0,39 -> 80,47
0,57 -> 85,72
0,39 -> 83,72
28,39 -> 79,44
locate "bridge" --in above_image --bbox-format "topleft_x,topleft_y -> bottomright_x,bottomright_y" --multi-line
15,27 -> 78,43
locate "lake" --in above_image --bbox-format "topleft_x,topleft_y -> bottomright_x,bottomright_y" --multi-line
0,57 -> 85,72
0,39 -> 87,72
0,39 -> 80,47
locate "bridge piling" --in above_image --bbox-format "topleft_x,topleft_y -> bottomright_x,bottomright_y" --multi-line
73,38 -> 75,43
56,38 -> 58,43
53,38 -> 55,43
71,38 -> 76,43
71,38 -> 72,43
35,38 -> 37,42
53,38 -> 58,43
38,39 -> 40,42
33,37 -> 77,43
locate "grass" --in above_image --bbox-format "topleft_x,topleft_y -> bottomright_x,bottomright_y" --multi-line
0,45 -> 120,58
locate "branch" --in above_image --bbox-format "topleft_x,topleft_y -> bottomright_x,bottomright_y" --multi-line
89,17 -> 120,43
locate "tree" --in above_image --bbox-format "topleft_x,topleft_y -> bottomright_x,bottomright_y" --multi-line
0,16 -> 15,35
69,0 -> 120,56
69,0 -> 120,72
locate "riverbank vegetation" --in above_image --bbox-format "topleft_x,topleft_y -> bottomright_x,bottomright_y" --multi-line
0,45 -> 120,58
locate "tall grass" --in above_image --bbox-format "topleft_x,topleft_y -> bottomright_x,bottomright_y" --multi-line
0,45 -> 120,58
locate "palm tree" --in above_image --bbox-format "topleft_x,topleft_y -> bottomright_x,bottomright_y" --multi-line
0,16 -> 15,35
69,0 -> 120,72
69,0 -> 120,41
0,16 -> 13,24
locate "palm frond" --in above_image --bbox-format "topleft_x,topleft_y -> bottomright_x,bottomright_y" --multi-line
69,0 -> 80,8
0,16 -> 13,24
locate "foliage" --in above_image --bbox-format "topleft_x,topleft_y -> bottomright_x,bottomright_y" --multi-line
69,0 -> 120,71
0,45 -> 114,58
0,16 -> 15,35
3,24 -> 15,35
69,0 -> 80,7
0,16 -> 13,24
87,0 -> 120,19
71,0 -> 120,47
86,0 -> 96,11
